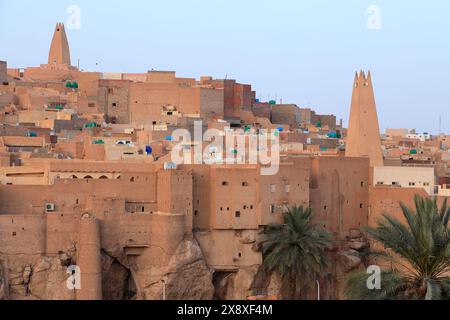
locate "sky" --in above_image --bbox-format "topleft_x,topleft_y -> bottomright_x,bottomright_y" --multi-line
0,0 -> 449,134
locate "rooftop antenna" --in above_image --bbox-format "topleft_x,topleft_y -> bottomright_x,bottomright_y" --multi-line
439,115 -> 442,135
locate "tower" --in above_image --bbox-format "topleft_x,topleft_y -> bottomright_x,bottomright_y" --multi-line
345,71 -> 383,167
48,23 -> 71,66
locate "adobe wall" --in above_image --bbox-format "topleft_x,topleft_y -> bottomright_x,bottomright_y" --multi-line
73,72 -> 101,97
368,186 -> 429,227
259,158 -> 311,225
98,79 -> 131,124
270,104 -> 302,128
0,215 -> 47,255
157,169 -> 193,233
0,177 -> 157,214
129,82 -> 222,125
200,87 -> 224,117
23,67 -> 73,82
187,165 -> 212,230
310,156 -> 369,235
311,113 -> 336,130
210,166 -> 259,230
0,61 -> 7,84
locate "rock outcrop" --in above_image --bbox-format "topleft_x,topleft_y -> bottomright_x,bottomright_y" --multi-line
5,255 -> 76,300
0,259 -> 8,300
141,237 -> 214,300
214,266 -> 260,300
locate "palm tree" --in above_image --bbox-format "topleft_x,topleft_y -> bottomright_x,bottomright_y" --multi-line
346,195 -> 450,300
258,205 -> 332,299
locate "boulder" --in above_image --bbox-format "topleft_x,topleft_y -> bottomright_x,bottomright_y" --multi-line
338,250 -> 362,272
348,240 -> 368,251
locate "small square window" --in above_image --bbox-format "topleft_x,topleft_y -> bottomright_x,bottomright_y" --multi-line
235,211 -> 241,218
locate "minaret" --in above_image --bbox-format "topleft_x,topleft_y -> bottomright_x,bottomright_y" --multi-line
48,23 -> 71,66
345,70 -> 383,167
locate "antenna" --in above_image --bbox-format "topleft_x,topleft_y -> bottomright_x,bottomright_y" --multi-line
439,115 -> 442,135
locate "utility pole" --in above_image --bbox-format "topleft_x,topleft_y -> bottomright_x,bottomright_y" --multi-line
316,280 -> 320,300
161,277 -> 168,300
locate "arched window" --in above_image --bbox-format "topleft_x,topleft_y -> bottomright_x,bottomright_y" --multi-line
70,175 -> 78,179
99,175 -> 108,179
84,175 -> 93,179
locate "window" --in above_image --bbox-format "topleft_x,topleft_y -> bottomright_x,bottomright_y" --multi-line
409,182 -> 416,186
270,184 -> 276,193
270,205 -> 275,214
194,210 -> 198,216
242,182 -> 249,187
360,203 -> 363,209
284,185 -> 291,193
423,182 -> 430,186
376,181 -> 384,185
235,211 -> 241,218
112,102 -> 118,107
222,181 -> 229,186
361,181 -> 364,187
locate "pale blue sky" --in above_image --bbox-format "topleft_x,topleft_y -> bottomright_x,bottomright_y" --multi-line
1,0 -> 449,133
